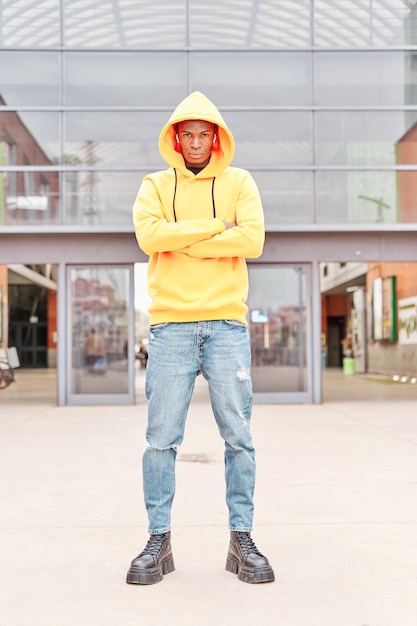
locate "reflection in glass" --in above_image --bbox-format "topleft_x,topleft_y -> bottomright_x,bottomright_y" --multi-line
63,0 -> 186,48
71,266 -> 130,395
65,52 -> 186,106
64,111 -> 166,168
316,111 -> 408,166
192,52 -> 312,106
231,111 -> 312,167
190,0 -> 311,48
314,1 -> 416,48
2,8 -> 417,232
0,1 -> 60,48
316,170 -> 402,224
396,171 -> 417,223
4,0 -> 414,52
252,172 -> 313,225
0,106 -> 60,225
315,52 -> 408,106
0,107 -> 60,164
248,266 -> 307,393
64,170 -> 142,227
0,52 -> 60,106
1,179 -> 60,226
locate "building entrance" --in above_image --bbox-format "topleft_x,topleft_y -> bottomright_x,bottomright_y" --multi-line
320,261 -> 417,380
327,316 -> 344,368
7,268 -> 57,368
9,319 -> 47,368
66,265 -> 135,405
2,231 -> 417,405
248,264 -> 313,403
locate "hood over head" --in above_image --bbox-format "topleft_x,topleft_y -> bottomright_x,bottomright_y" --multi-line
158,91 -> 235,176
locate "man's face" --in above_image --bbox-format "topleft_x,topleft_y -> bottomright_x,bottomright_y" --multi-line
176,120 -> 216,168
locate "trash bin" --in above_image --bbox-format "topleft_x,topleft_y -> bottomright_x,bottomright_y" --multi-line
343,357 -> 355,375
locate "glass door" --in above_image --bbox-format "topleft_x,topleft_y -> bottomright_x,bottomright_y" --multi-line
248,264 -> 312,402
67,265 -> 134,404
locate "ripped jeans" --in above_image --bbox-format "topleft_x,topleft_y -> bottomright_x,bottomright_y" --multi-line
143,320 -> 255,534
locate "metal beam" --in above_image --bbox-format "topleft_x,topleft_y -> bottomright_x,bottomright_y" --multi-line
7,263 -> 57,291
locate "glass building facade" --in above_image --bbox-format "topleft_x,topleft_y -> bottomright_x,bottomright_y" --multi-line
1,1 -> 417,405
2,0 -> 417,228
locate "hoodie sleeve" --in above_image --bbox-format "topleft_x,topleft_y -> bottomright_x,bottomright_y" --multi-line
184,172 -> 265,259
133,176 -> 226,255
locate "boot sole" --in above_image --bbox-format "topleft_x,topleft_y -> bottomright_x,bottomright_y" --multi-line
126,556 -> 175,585
226,555 -> 275,584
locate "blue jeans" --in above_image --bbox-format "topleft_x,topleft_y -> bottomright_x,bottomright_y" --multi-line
143,320 -> 255,534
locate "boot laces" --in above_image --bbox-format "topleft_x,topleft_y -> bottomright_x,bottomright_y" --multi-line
234,532 -> 263,557
140,533 -> 168,558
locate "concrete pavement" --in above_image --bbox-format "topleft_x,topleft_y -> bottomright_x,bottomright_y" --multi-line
1,369 -> 417,625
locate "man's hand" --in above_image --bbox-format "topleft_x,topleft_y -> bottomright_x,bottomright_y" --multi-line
223,221 -> 236,229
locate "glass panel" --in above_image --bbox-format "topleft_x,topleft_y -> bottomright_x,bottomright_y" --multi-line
191,52 -> 311,106
0,52 -> 60,106
405,52 -> 417,104
65,52 -> 186,106
248,266 -> 308,393
0,110 -> 60,165
0,0 -> 60,48
314,0 -> 416,47
315,52 -> 410,106
396,171 -> 417,223
190,0 -> 311,48
70,266 -> 130,395
316,170 -> 408,224
64,111 -> 167,168
0,169 -> 148,227
0,170 -> 60,226
231,112 -> 312,167
316,111 -> 410,166
64,171 -> 143,227
63,0 -> 186,48
0,167 -> 312,228
252,171 -> 314,225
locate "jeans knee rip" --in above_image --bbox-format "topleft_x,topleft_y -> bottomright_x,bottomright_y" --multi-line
146,443 -> 178,452
236,368 -> 250,381
238,410 -> 250,429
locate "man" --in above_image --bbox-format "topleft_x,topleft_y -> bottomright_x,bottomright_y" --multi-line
127,92 -> 274,585
84,328 -> 105,373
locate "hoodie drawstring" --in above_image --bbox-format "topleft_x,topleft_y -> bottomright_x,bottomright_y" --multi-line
173,169 -> 178,222
173,169 -> 216,222
211,178 -> 216,217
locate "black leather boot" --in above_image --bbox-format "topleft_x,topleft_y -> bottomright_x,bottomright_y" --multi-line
126,532 -> 175,585
226,531 -> 275,583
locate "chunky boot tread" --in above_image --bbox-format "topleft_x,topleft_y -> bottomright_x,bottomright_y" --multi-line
225,556 -> 239,575
226,531 -> 275,584
126,532 -> 175,585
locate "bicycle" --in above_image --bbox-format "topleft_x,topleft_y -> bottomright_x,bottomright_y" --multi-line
0,347 -> 18,390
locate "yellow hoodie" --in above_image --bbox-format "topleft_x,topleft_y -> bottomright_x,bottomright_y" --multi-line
132,91 -> 265,325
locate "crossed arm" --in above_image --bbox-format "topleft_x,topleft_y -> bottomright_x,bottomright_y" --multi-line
133,174 -> 264,259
